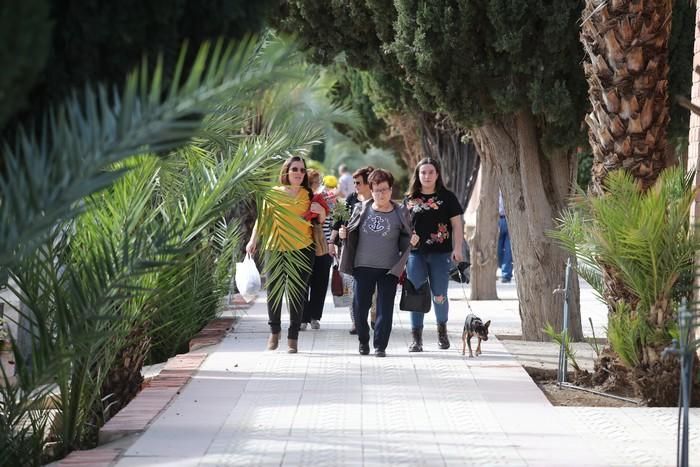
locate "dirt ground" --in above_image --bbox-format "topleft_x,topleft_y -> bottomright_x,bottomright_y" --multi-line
498,335 -> 642,408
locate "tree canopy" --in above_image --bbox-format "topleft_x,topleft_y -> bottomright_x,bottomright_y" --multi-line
2,0 -> 278,135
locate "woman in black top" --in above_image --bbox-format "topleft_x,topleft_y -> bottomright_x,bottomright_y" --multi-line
404,158 -> 464,352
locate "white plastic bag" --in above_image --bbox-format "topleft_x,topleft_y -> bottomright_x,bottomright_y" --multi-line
332,272 -> 354,308
235,254 -> 261,302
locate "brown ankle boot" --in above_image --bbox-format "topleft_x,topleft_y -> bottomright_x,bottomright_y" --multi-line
287,338 -> 298,353
408,328 -> 423,352
437,323 -> 450,349
267,333 -> 280,350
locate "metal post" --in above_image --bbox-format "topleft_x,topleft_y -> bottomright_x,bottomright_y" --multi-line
557,257 -> 572,385
678,299 -> 691,467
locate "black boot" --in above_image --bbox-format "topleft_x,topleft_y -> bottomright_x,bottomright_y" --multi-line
437,323 -> 450,349
408,328 -> 423,352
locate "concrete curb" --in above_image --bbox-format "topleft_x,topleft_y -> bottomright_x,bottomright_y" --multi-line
58,297 -> 251,466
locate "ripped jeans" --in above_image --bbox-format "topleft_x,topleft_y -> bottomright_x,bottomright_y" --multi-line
406,251 -> 452,329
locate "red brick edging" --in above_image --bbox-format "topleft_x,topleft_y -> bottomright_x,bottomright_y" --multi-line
58,295 -> 254,466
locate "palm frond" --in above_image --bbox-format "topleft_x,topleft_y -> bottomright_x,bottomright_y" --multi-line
0,35 -> 297,271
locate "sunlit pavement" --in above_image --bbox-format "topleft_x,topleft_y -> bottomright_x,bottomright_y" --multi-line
116,280 -> 700,466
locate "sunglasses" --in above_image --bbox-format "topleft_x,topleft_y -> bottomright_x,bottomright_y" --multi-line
353,180 -> 364,186
289,167 -> 307,173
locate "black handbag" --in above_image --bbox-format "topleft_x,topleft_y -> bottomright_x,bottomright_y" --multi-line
399,279 -> 431,313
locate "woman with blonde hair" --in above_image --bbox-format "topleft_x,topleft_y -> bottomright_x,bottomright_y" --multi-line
246,156 -> 326,353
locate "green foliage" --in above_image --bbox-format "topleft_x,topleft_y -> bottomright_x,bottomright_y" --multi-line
328,62 -> 387,148
607,302 -> 642,367
2,0 -> 278,136
551,167 -> 699,366
0,0 -> 52,130
577,149 -> 593,191
0,36 -> 295,274
390,0 -> 588,150
543,322 -> 581,372
0,35 -> 354,464
668,0 -> 695,139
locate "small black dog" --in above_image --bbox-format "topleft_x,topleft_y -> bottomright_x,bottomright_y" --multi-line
461,314 -> 490,357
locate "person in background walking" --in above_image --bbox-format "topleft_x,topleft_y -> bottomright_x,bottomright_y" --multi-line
246,156 -> 326,353
339,169 -> 412,357
404,158 -> 464,352
300,169 -> 336,330
497,191 -> 513,283
330,166 -> 374,334
337,164 -> 354,199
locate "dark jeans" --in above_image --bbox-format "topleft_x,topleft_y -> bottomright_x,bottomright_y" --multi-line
302,253 -> 333,323
498,216 -> 512,281
352,267 -> 398,352
267,247 -> 315,339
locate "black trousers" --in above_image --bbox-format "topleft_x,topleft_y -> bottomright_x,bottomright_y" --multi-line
302,253 -> 333,323
352,267 -> 398,352
266,247 -> 315,339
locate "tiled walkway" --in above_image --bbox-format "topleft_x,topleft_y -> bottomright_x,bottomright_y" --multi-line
116,282 -> 700,466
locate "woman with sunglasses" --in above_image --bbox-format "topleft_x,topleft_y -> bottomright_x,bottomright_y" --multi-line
246,156 -> 326,353
404,158 -> 464,352
338,169 -> 412,357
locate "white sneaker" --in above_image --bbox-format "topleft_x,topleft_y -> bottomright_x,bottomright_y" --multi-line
299,322 -> 308,331
310,319 -> 320,330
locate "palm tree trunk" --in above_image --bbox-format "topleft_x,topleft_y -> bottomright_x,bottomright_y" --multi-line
580,0 -> 672,194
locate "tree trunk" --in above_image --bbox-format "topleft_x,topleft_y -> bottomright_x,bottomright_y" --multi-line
466,158 -> 499,300
472,110 -> 583,341
419,112 -> 480,208
385,113 -> 424,170
580,0 -> 672,195
101,324 -> 151,421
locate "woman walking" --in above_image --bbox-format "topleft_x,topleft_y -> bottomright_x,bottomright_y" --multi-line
246,156 -> 326,353
339,169 -> 412,357
404,158 -> 464,352
330,166 -> 374,334
300,169 -> 335,330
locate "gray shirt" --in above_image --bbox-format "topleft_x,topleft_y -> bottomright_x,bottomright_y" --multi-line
354,206 -> 402,269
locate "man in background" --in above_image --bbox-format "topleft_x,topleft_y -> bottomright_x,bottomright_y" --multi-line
337,164 -> 354,199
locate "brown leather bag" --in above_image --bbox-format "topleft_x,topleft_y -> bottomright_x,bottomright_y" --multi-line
312,222 -> 329,256
331,263 -> 344,296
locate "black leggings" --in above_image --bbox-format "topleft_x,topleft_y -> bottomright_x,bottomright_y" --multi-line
266,247 -> 315,339
302,253 -> 333,323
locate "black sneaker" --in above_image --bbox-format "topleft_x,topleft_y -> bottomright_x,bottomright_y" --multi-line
375,349 -> 386,358
349,327 -> 358,335
359,342 -> 370,355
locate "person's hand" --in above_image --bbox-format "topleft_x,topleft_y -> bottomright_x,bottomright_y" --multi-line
410,232 -> 420,247
245,238 -> 256,255
339,226 -> 347,240
310,202 -> 325,215
328,243 -> 337,257
452,248 -> 464,263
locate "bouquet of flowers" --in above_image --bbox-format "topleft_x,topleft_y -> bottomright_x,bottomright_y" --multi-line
330,201 -> 350,224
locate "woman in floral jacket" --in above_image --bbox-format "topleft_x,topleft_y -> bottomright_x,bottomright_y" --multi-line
404,158 -> 464,352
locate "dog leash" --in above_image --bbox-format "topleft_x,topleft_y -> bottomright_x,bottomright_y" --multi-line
456,268 -> 475,314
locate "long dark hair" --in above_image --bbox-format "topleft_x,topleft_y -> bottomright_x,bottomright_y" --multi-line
406,157 -> 446,198
279,155 -> 313,200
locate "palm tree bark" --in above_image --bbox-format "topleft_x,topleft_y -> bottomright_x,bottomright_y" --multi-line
581,0 -> 672,195
472,111 -> 583,341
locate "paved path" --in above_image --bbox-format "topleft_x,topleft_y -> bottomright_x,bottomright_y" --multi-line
117,281 -> 700,466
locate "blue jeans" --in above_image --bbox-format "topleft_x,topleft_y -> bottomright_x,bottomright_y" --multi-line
407,251 -> 452,328
352,267 -> 398,351
498,216 -> 512,281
